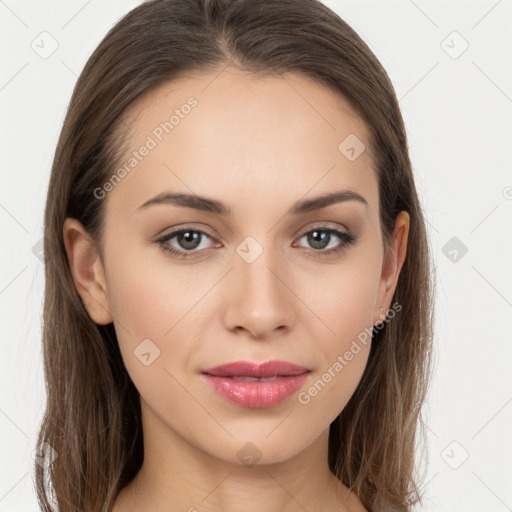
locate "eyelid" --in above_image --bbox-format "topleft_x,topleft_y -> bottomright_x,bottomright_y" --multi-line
154,223 -> 215,239
292,220 -> 350,236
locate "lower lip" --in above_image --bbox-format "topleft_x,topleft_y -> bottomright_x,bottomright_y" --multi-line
201,372 -> 310,408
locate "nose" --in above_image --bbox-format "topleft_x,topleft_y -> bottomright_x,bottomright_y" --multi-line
222,244 -> 296,340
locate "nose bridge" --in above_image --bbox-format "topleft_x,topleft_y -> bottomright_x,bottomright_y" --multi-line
223,234 -> 295,337
240,240 -> 280,304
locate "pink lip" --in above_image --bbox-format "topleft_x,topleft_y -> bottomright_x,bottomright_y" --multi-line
200,360 -> 311,408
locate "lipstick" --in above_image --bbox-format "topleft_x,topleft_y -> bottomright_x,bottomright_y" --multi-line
200,360 -> 311,408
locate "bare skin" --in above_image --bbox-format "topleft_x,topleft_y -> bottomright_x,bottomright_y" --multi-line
63,66 -> 409,512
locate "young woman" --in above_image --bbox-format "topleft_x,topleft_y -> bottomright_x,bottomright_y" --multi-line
35,0 -> 435,510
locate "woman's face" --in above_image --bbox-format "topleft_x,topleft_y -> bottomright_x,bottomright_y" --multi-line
65,67 -> 408,466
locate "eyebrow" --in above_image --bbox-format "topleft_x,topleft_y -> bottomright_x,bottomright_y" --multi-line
136,189 -> 368,216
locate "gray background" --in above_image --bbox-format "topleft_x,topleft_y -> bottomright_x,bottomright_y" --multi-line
1,0 -> 511,510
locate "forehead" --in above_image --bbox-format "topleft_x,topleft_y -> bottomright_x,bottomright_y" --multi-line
107,67 -> 378,217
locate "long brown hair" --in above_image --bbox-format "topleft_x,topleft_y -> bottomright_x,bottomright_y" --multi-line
35,0 -> 435,510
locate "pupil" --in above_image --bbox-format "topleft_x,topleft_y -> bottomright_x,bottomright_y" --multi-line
179,231 -> 200,250
309,230 -> 329,249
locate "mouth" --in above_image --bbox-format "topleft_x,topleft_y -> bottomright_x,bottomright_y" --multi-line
200,360 -> 312,408
201,359 -> 311,378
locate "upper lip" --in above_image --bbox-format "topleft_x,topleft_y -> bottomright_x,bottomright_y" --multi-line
201,360 -> 311,378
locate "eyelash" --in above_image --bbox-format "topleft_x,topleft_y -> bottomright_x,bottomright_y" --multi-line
156,225 -> 357,260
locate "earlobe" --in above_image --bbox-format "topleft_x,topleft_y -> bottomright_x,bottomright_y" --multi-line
374,211 -> 410,324
62,218 -> 113,325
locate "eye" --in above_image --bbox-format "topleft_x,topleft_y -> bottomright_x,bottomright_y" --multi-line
156,227 -> 218,259
294,227 -> 357,256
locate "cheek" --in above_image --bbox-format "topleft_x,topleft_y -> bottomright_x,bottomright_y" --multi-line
299,257 -> 380,347
103,244 -> 184,375
105,243 -> 196,339
104,242 -> 218,397
298,277 -> 374,418
293,257 -> 379,409
105,254 -> 196,415
299,343 -> 371,422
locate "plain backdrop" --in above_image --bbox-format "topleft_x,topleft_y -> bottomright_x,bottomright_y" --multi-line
1,0 -> 511,510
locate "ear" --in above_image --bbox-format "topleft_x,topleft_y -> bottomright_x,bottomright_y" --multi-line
62,218 -> 113,325
374,211 -> 410,325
